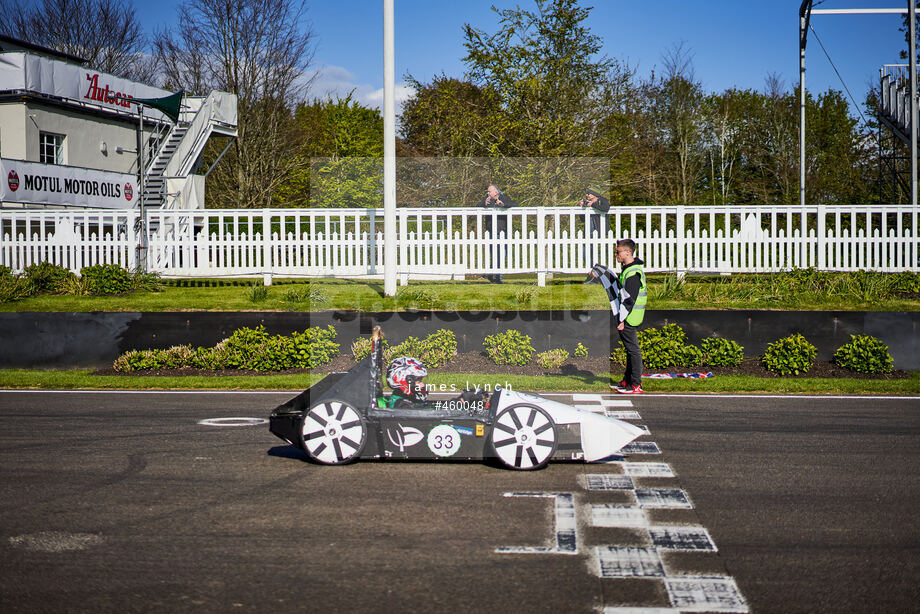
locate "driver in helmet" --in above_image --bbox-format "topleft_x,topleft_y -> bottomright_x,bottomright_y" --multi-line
384,356 -> 430,408
383,356 -> 487,411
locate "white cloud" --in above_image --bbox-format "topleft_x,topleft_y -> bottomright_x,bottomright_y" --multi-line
308,64 -> 415,113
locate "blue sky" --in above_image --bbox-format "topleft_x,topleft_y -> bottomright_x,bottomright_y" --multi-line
133,0 -> 909,120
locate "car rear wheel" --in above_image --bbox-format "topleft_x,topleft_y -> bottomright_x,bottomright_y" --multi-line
489,403 -> 557,470
301,401 -> 367,465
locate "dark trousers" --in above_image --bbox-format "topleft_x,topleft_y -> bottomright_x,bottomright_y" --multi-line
583,214 -> 603,263
618,323 -> 643,387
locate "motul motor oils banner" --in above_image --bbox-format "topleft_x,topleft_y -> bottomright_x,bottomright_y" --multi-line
0,52 -> 173,121
1,159 -> 138,208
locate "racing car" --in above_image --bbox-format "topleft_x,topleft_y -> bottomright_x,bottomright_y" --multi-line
269,328 -> 644,470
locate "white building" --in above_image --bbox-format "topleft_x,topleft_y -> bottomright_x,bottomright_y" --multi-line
0,34 -> 237,210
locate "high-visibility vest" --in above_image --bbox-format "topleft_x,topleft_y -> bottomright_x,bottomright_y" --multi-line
618,262 -> 647,326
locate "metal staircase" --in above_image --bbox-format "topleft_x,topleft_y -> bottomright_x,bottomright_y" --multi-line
879,64 -> 914,144
143,124 -> 189,208
140,91 -> 238,210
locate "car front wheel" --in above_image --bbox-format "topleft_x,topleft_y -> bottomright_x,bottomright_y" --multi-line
489,403 -> 557,470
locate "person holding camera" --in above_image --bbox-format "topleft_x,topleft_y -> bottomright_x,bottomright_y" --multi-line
580,187 -> 610,237
477,184 -> 517,283
580,188 -> 610,280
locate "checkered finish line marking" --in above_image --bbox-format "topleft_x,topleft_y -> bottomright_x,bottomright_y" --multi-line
665,576 -> 748,612
614,462 -> 676,478
584,395 -> 748,613
495,492 -> 577,555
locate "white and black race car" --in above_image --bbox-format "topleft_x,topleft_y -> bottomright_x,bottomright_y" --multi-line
269,329 -> 644,470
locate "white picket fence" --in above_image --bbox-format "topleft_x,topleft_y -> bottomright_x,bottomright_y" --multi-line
1,205 -> 918,285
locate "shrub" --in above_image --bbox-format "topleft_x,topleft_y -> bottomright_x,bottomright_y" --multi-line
191,343 -> 232,371
537,348 -> 569,370
385,335 -> 426,364
676,344 -> 703,367
307,285 -> 330,306
113,349 -> 161,372
640,335 -> 684,369
846,270 -> 894,302
161,345 -> 195,369
573,342 -> 589,358
0,267 -> 29,303
396,287 -> 442,310
649,271 -> 686,301
760,333 -> 817,375
609,324 -> 721,370
281,287 -> 306,304
246,282 -> 269,303
222,325 -> 270,369
245,335 -> 296,371
638,324 -> 689,370
23,262 -> 75,294
59,274 -> 92,296
352,336 -> 373,361
514,284 -> 537,304
80,264 -> 131,295
833,334 -> 894,374
115,325 -> 341,373
129,269 -> 162,292
282,285 -> 329,307
484,329 -> 534,366
892,271 -> 920,296
385,329 -> 457,368
290,325 -> 340,369
419,329 -> 457,368
701,337 -> 744,367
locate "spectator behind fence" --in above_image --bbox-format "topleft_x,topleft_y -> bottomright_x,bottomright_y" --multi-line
580,187 -> 610,279
477,184 -> 517,283
580,187 -> 610,236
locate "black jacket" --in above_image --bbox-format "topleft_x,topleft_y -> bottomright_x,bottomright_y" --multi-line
587,195 -> 610,214
478,192 -> 517,236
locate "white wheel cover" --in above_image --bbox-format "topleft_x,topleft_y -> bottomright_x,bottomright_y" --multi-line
491,405 -> 556,469
302,402 -> 365,464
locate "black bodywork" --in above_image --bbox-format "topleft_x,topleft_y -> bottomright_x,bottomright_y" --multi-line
269,334 -> 584,469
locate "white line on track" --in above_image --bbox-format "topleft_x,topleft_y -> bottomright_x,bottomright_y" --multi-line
2,390 -> 918,401
0,390 -> 296,394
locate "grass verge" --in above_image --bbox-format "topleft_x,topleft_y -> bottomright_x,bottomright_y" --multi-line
2,370 -> 917,395
3,274 -> 919,312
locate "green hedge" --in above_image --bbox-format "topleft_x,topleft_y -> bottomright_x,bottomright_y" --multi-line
113,325 -> 339,372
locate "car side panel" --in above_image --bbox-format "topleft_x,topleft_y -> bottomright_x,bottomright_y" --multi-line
364,410 -> 490,461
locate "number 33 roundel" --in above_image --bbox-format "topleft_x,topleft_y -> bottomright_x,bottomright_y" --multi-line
427,424 -> 461,457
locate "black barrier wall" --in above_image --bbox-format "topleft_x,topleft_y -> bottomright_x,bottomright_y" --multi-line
0,310 -> 917,370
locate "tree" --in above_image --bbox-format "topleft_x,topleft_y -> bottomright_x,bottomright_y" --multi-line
805,90 -> 876,204
275,93 -> 384,208
400,75 -> 502,157
154,0 -> 316,208
654,43 -> 705,205
701,89 -> 754,206
461,0 -> 632,159
2,0 -> 149,79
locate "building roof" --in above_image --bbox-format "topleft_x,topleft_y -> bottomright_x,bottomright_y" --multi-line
0,34 -> 87,65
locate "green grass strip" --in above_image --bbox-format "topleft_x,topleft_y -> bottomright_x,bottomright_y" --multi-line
3,274 -> 919,312
1,369 -> 917,395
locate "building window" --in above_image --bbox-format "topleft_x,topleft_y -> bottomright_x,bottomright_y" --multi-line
39,132 -> 64,164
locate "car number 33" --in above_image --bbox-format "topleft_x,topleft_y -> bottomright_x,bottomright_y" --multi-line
427,425 -> 461,457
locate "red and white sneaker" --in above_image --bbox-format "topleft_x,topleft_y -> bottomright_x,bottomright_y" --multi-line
616,384 -> 643,395
610,380 -> 628,391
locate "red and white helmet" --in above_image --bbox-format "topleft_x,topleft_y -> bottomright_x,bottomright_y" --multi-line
386,356 -> 428,402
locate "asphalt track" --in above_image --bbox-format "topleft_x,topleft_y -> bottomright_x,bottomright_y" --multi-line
0,391 -> 918,613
